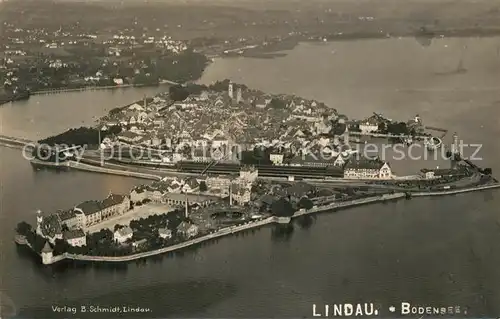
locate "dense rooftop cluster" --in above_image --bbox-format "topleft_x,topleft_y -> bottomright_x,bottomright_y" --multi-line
100,81 -> 358,166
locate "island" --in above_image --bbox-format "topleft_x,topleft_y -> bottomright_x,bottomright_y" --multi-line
13,79 -> 500,265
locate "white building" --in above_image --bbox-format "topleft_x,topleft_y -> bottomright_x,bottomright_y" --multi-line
100,194 -> 131,219
130,187 -> 147,203
344,160 -> 392,180
63,229 -> 86,247
57,209 -> 79,229
177,222 -> 199,238
114,226 -> 133,243
118,131 -> 143,144
358,116 -> 380,134
239,166 -> 258,182
191,147 -> 212,162
158,228 -> 172,239
230,183 -> 252,204
420,168 -> 464,180
207,176 -> 231,189
269,153 -> 284,165
182,178 -> 200,193
74,194 -> 130,228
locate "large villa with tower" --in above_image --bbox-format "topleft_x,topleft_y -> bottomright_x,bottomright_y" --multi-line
36,193 -> 131,246
343,160 -> 393,180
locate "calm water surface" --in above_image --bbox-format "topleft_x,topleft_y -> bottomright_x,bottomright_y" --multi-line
1,38 -> 500,318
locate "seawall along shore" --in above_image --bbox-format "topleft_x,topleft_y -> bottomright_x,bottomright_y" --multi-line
17,181 -> 500,265
411,183 -> 500,196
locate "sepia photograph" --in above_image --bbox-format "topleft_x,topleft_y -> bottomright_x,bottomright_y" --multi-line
0,0 -> 499,318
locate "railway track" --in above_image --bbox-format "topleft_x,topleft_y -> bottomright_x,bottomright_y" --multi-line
177,162 -> 343,178
84,155 -> 345,178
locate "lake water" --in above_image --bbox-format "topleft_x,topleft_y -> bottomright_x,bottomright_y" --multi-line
1,37 -> 500,318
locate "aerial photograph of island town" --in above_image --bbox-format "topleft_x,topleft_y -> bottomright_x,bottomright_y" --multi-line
1,0 -> 500,318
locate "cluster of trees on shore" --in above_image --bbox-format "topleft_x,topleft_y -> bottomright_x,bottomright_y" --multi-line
270,198 -> 294,217
48,209 -> 190,257
38,126 -> 121,147
168,79 -> 249,101
377,121 -> 411,135
16,222 -> 48,254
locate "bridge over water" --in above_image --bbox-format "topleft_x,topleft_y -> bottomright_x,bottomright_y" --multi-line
0,136 -> 85,157
0,135 -> 36,148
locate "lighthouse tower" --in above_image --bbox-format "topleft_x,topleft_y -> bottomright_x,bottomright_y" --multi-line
228,82 -> 234,99
41,242 -> 53,265
184,193 -> 189,219
450,132 -> 459,169
451,132 -> 459,154
36,210 -> 43,235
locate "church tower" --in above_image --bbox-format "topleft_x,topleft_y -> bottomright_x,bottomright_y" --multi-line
236,87 -> 242,104
343,126 -> 349,145
228,81 -> 234,99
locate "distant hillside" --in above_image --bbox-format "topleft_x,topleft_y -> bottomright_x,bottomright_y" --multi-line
2,0 -> 500,39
